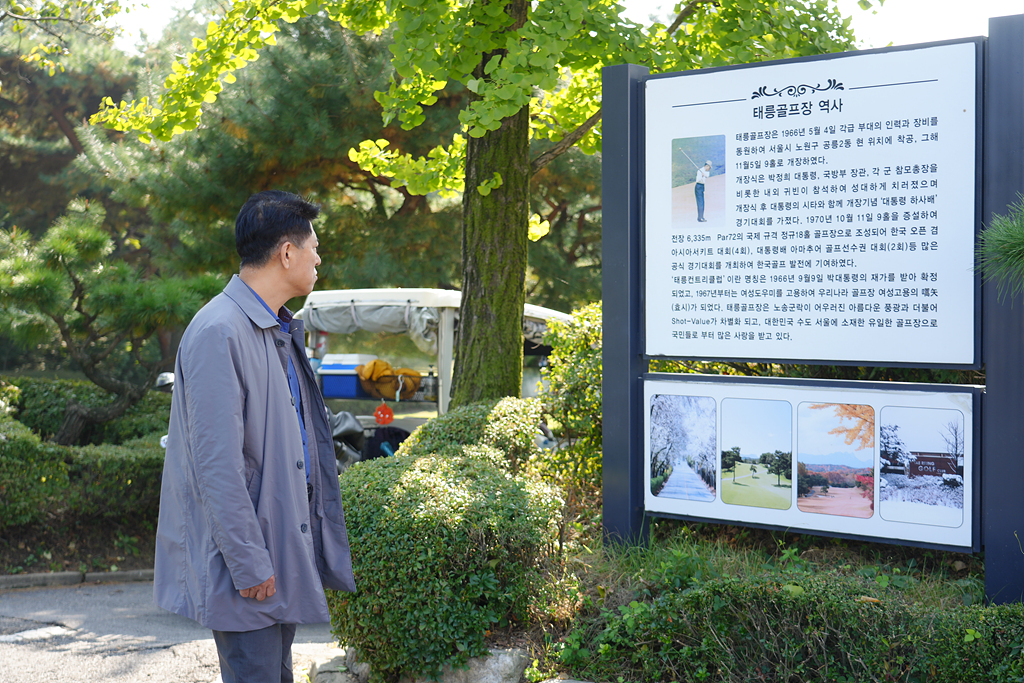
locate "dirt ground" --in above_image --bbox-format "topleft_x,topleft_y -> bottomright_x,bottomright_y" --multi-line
1,521 -> 156,575
798,486 -> 873,519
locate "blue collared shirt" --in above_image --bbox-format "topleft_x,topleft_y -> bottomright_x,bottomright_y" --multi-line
242,281 -> 310,483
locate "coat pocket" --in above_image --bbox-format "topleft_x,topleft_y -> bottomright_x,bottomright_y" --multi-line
317,513 -> 356,592
245,468 -> 262,509
320,473 -> 346,525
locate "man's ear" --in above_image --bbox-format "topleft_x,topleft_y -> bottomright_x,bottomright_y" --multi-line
278,241 -> 294,269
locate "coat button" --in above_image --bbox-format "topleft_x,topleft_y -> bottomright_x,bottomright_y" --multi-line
297,460 -> 304,470
275,339 -> 286,347
300,523 -> 308,533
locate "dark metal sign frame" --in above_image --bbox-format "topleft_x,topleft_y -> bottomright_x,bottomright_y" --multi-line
602,14 -> 1024,603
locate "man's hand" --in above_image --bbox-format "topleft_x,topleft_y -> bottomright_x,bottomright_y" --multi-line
239,575 -> 276,601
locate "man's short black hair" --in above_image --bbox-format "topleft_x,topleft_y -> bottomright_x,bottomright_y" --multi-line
235,191 -> 320,268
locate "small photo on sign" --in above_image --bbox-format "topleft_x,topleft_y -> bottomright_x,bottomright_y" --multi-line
649,394 -> 717,502
720,398 -> 792,510
878,407 -> 964,528
671,135 -> 725,228
797,403 -> 875,519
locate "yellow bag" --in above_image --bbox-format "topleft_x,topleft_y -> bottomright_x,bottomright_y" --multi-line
355,361 -> 422,400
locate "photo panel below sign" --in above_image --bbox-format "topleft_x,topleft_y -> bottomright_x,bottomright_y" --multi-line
644,41 -> 981,366
643,376 -> 978,550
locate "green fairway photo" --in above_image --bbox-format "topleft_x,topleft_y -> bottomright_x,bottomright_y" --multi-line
720,398 -> 793,510
720,461 -> 793,510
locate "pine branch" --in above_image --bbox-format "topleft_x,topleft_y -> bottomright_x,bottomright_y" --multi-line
51,106 -> 84,155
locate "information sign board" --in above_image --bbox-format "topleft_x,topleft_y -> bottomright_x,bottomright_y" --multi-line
644,376 -> 978,550
644,42 -> 979,365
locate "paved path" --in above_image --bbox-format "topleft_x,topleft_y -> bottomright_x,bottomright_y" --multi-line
0,580 -> 340,682
658,462 -> 715,501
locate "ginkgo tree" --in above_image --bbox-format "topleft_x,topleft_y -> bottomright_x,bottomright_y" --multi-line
92,0 -> 862,406
0,0 -> 125,91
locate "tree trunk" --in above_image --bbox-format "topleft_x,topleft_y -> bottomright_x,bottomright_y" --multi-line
53,392 -> 141,446
449,103 -> 530,407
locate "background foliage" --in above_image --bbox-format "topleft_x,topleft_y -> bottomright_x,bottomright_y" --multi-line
537,303 -> 603,497
0,395 -> 165,532
7,376 -> 171,444
88,0 -> 861,406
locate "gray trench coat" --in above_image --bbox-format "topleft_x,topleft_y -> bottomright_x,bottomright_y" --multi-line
154,275 -> 355,631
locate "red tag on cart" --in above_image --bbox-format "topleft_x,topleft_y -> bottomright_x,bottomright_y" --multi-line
374,402 -> 394,425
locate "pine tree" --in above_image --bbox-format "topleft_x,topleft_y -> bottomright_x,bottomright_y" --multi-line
0,200 -> 221,444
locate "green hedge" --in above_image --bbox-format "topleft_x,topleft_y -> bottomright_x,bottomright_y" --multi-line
5,376 -> 171,445
328,450 -> 562,683
0,414 -> 164,531
0,413 -> 71,528
67,432 -> 166,522
560,571 -> 1024,683
920,603 -> 1024,682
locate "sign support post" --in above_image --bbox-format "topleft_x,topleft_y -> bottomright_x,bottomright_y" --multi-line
982,13 -> 1024,605
602,63 -> 649,545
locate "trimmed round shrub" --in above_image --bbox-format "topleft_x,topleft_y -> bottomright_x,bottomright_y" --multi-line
398,397 -> 543,471
481,397 -> 543,470
397,401 -> 495,455
328,450 -> 562,682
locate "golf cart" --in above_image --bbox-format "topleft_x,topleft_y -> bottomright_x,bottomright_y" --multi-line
296,287 -> 571,415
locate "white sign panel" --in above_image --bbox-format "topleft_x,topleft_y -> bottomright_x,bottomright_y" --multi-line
644,42 -> 978,365
644,377 -> 976,549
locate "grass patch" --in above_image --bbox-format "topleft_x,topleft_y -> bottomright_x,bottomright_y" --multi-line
523,518 -> 987,683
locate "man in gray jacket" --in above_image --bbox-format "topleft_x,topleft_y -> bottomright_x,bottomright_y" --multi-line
155,191 -> 355,683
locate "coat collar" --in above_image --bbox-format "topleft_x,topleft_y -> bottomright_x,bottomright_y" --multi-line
224,274 -> 285,331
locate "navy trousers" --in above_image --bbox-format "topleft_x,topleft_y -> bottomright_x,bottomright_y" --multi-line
213,622 -> 297,683
695,182 -> 706,221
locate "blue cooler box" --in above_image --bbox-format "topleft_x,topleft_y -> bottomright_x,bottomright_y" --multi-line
318,354 -> 377,399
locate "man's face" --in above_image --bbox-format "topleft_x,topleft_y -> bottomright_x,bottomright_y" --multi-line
704,163 -> 711,171
284,226 -> 321,298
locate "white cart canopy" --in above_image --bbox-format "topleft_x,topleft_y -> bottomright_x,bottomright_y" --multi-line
296,288 -> 571,414
296,288 -> 570,355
